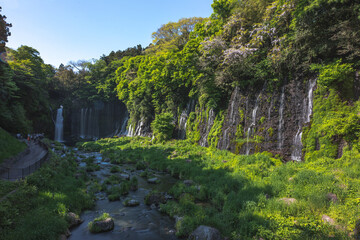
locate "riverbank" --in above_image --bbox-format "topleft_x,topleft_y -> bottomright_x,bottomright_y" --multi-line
77,136 -> 360,239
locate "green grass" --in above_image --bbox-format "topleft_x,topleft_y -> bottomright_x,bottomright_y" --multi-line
77,136 -> 359,239
0,127 -> 26,163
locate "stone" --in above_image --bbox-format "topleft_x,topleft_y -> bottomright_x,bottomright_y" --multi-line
120,173 -> 130,180
183,180 -> 194,186
175,215 -> 183,224
66,212 -> 83,228
188,225 -> 221,240
279,198 -> 297,205
322,215 -> 336,225
59,234 -> 67,240
124,199 -> 140,207
90,218 -> 114,233
65,229 -> 71,237
326,193 -> 338,203
147,177 -> 159,184
145,192 -> 167,206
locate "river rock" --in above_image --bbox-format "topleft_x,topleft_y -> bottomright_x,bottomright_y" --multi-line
322,215 -> 335,225
188,225 -> 221,240
147,177 -> 159,184
183,180 -> 194,186
145,192 -> 167,206
124,199 -> 140,207
326,193 -> 338,203
66,212 -> 83,228
279,198 -> 297,205
120,173 -> 130,180
90,218 -> 114,233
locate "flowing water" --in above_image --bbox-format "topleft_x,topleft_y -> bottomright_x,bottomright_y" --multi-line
55,106 -> 64,142
69,150 -> 177,240
246,92 -> 261,155
277,87 -> 285,149
291,79 -> 316,161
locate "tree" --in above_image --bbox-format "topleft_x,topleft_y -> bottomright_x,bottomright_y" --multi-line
0,6 -> 11,53
146,17 -> 203,54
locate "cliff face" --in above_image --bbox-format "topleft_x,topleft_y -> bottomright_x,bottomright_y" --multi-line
129,78 -> 317,160
66,100 -> 129,140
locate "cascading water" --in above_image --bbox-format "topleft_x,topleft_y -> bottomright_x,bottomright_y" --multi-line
277,87 -> 285,149
54,105 -> 64,142
291,79 -> 316,161
178,110 -> 188,139
200,108 -> 215,147
246,92 -> 261,155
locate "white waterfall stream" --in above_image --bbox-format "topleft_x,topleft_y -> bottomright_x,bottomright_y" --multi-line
291,79 -> 316,161
277,87 -> 285,149
54,106 -> 64,142
245,93 -> 261,155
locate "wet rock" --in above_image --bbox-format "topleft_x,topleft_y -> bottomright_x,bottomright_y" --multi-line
183,180 -> 194,186
59,234 -> 67,240
120,173 -> 130,180
188,225 -> 221,240
65,229 -> 71,237
326,193 -> 338,203
279,198 -> 297,205
89,218 -> 114,233
147,177 -> 159,184
322,215 -> 336,225
124,199 -> 140,207
145,192 -> 167,206
66,212 -> 83,228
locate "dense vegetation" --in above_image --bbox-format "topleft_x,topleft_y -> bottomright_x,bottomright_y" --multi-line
78,136 -> 360,239
0,127 -> 26,163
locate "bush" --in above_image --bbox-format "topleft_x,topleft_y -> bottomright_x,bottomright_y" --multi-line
151,112 -> 175,143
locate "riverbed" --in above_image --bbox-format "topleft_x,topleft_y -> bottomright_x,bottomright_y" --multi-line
68,149 -> 178,240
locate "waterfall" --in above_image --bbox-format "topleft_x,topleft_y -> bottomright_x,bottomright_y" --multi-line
119,114 -> 129,135
277,87 -> 285,149
200,108 -> 215,147
305,78 -> 317,123
80,108 -> 85,138
54,106 -> 64,142
127,124 -> 134,137
178,110 -> 188,139
291,79 -> 316,161
246,92 -> 261,155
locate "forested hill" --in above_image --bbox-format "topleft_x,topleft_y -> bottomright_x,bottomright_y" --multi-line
1,0 -> 360,159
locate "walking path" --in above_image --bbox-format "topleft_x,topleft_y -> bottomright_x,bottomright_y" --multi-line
0,141 -> 48,180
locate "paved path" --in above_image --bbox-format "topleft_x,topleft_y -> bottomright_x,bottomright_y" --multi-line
0,141 -> 48,180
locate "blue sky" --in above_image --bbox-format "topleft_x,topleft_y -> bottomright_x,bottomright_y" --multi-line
0,0 -> 214,67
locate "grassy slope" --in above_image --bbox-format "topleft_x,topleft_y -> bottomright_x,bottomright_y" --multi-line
78,136 -> 359,239
0,127 -> 26,163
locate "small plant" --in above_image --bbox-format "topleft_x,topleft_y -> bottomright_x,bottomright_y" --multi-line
129,177 -> 138,191
110,166 -> 121,173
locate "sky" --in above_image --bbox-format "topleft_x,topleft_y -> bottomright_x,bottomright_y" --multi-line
0,0 -> 214,67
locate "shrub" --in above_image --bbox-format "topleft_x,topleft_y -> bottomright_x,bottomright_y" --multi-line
151,112 -> 175,143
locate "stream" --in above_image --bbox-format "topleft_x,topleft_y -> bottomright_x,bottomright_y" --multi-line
68,149 -> 178,240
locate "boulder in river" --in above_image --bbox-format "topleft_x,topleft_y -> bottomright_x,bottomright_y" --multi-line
145,192 -> 167,206
147,177 -> 159,184
66,212 -> 83,228
120,173 -> 130,180
188,225 -> 221,240
88,213 -> 114,233
124,199 -> 140,207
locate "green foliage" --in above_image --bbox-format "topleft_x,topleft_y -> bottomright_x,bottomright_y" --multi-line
311,60 -> 355,98
151,112 -> 175,142
208,110 -> 224,148
0,127 -> 26,163
81,136 -> 360,238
